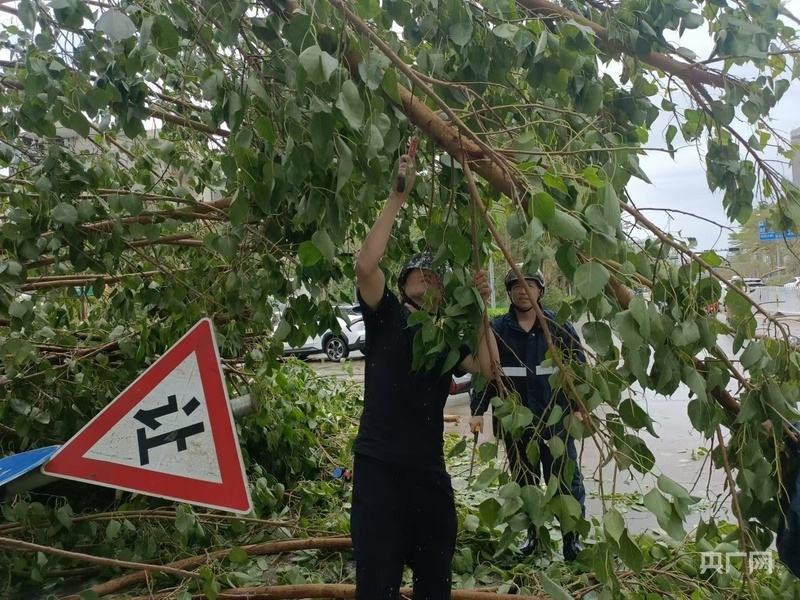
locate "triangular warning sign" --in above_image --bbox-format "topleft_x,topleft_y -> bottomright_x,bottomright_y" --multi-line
43,318 -> 252,514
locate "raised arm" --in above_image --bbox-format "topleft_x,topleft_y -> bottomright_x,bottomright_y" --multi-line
355,155 -> 415,310
459,270 -> 500,379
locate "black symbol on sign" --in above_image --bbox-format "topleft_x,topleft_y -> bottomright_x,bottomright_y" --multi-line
134,395 -> 205,466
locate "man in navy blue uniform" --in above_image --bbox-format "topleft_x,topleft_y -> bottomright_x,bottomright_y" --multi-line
352,153 -> 496,599
469,268 -> 587,560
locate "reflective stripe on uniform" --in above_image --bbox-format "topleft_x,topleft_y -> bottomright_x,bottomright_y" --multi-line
502,367 -> 527,377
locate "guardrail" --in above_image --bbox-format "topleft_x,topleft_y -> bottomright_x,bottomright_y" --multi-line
748,286 -> 800,316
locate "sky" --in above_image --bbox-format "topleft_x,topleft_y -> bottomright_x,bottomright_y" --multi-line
625,0 -> 800,252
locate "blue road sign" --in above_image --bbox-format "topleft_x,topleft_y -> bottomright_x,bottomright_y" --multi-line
758,221 -> 797,242
0,446 -> 60,488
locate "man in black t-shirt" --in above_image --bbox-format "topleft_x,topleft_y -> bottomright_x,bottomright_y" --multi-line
352,153 -> 496,600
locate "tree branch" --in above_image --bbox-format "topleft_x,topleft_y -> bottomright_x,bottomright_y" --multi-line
0,536 -> 200,581
73,537 -> 353,599
515,0 -> 731,89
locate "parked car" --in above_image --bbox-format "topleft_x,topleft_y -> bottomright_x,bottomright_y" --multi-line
279,305 -> 366,360
784,277 -> 800,288
744,278 -> 765,289
450,372 -> 471,395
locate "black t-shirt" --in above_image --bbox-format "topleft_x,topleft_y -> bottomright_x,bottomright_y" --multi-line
354,286 -> 471,471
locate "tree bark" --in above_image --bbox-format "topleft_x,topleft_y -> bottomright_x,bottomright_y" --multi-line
73,537 -> 353,599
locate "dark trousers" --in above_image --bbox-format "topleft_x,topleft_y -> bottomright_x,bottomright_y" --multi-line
497,420 -> 586,525
351,453 -> 457,600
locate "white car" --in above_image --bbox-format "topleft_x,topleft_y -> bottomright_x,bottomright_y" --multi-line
279,305 -> 366,360
744,277 -> 765,289
784,277 -> 800,288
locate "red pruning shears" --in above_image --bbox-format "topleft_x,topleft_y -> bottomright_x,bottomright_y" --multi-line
397,136 -> 418,193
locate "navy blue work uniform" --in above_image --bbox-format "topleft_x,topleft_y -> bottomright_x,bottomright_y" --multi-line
352,286 -> 470,600
778,422 -> 800,577
470,308 -> 587,543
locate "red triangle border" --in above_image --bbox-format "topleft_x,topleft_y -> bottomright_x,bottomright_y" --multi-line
43,319 -> 252,514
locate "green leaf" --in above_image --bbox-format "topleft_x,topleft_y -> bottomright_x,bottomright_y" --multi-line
235,125 -> 253,148
56,505 -> 72,529
274,319 -> 291,342
534,31 -> 548,59
96,10 -> 137,41
311,230 -> 336,261
725,287 -> 752,321
298,45 -> 339,84
106,519 -> 122,540
657,474 -> 693,502
490,25 -> 517,42
247,75 -> 271,105
629,296 -> 649,331
520,484 -> 545,524
739,340 -> 766,370
18,0 -> 36,30
449,22 -> 473,46
526,438 -> 540,467
335,80 -> 364,130
507,211 -> 526,239
473,467 -> 501,491
448,436 -> 468,457
175,509 -> 195,535
228,194 -> 250,226
644,488 -> 685,540
442,347 -> 460,374
478,442 -> 497,461
603,508 -> 625,542
618,398 -> 657,436
618,531 -> 644,571
682,12 -> 703,29
601,185 -> 621,223
152,16 -> 180,57
253,115 -> 275,144
228,547 -> 249,564
547,435 -> 565,459
464,514 -> 479,532
622,434 -> 655,474
531,192 -> 556,222
699,251 -> 722,267
298,241 -> 323,266
581,321 -> 613,356
121,195 -> 143,216
671,320 -> 700,347
478,497 -> 501,526
445,228 -> 472,262
539,572 -> 572,600
682,365 -> 707,401
582,82 -> 604,116
335,137 -> 353,192
549,209 -> 586,241
216,235 -> 238,261
499,496 -> 524,520
593,542 -> 615,584
51,203 -> 78,225
381,69 -> 401,104
66,110 -> 90,139
574,262 -> 610,299
8,302 -> 29,319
